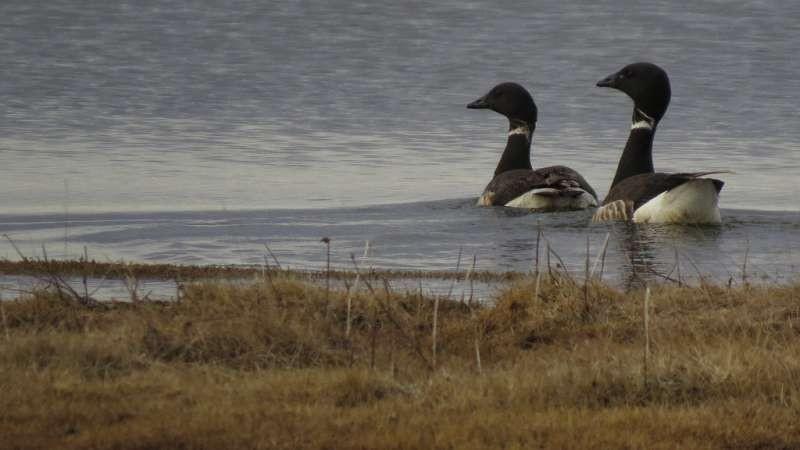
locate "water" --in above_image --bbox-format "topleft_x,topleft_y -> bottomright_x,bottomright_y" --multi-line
1,202 -> 797,288
1,1 -> 799,290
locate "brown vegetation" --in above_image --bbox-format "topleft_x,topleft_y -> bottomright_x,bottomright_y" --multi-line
0,258 -> 522,282
1,268 -> 799,449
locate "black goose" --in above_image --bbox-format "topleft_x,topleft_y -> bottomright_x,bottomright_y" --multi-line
592,62 -> 725,224
468,82 -> 597,210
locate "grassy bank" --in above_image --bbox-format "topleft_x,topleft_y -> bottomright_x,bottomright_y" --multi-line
1,265 -> 799,449
0,258 -> 522,282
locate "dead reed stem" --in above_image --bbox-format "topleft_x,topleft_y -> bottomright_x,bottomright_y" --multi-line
370,309 -> 377,370
474,335 -> 482,375
583,236 -> 590,317
2,233 -> 28,262
546,242 -> 552,276
589,232 -> 611,280
346,242 -> 371,340
467,254 -> 476,304
264,244 -> 282,270
0,294 -> 9,342
742,239 -> 750,286
63,179 -> 70,259
547,243 -> 576,286
432,295 -> 440,371
322,237 -> 331,312
534,223 -> 541,273
263,256 -> 284,305
345,256 -> 361,338
446,247 -> 463,300
643,286 -> 651,388
82,246 -> 90,303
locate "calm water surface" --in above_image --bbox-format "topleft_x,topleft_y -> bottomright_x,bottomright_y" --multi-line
0,0 -> 798,290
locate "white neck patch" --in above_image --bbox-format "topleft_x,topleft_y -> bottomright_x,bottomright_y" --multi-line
508,125 -> 532,142
632,108 -> 655,131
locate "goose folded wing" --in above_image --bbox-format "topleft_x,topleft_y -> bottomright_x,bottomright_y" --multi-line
538,165 -> 598,199
482,169 -> 550,206
604,171 -> 725,209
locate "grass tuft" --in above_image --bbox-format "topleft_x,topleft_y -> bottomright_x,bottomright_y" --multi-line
1,265 -> 799,449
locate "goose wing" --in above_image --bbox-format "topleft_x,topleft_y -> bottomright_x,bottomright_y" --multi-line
604,172 -> 725,208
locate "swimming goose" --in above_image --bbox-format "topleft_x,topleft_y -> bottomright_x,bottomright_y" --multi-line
468,82 -> 597,210
592,63 -> 725,224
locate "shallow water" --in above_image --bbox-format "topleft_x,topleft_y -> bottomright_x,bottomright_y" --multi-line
0,1 -> 798,291
1,201 -> 797,289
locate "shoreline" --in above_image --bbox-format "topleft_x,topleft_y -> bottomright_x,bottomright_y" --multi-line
1,271 -> 798,448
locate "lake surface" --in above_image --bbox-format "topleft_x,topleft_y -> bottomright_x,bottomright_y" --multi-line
1,0 -> 798,291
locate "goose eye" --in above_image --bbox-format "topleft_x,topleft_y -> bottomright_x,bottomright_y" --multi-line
623,69 -> 634,78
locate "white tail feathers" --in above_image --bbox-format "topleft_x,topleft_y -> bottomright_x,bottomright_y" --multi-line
632,179 -> 721,224
593,179 -> 722,224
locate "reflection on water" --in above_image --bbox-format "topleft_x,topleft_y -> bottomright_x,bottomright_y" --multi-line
611,223 -> 726,289
0,200 -> 797,291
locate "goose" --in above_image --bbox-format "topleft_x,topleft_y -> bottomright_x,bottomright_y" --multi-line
592,63 -> 725,224
468,82 -> 597,210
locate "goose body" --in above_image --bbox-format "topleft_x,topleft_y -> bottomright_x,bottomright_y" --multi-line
591,63 -> 724,224
468,82 -> 597,211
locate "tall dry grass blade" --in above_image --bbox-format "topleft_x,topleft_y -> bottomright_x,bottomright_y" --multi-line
446,247 -> 464,300
467,291 -> 483,374
742,239 -> 750,286
585,236 -> 590,282
175,279 -> 183,303
262,255 -> 284,305
264,244 -> 282,270
675,245 -> 683,285
466,254 -> 477,305
86,259 -> 114,299
124,271 -> 141,303
63,179 -> 70,259
432,295 -> 440,371
534,222 -> 542,274
2,234 -> 28,262
643,286 -> 651,389
417,280 -> 423,321
82,246 -> 90,303
589,232 -> 611,280
546,241 -> 552,276
37,244 -> 95,307
474,334 -> 482,375
345,262 -> 361,338
357,240 -> 373,287
533,269 -> 542,302
547,244 -> 576,285
682,250 -> 715,286
0,294 -> 9,342
321,237 -> 331,313
345,244 -> 374,338
370,308 -> 377,370
664,244 -> 678,280
583,236 -> 590,317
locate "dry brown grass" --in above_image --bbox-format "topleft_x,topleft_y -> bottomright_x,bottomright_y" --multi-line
1,269 -> 800,449
0,258 -> 522,282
